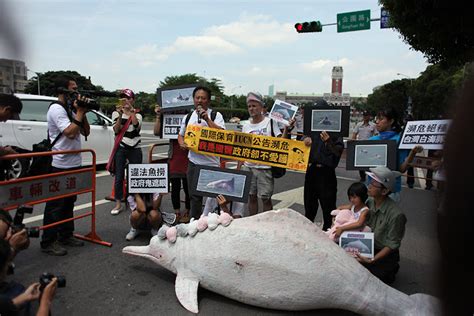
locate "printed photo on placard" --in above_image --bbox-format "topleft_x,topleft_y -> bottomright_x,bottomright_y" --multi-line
339,231 -> 374,259
346,140 -> 397,171
156,84 -> 198,112
269,99 -> 298,126
190,165 -> 252,203
162,113 -> 185,139
304,105 -> 350,137
128,163 -> 169,194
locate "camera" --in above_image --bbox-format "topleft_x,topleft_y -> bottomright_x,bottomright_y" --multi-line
39,272 -> 66,291
12,205 -> 40,238
57,87 -> 100,111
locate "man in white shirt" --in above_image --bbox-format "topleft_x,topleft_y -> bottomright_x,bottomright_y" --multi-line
239,92 -> 293,215
352,111 -> 377,181
177,86 -> 225,220
41,76 -> 90,256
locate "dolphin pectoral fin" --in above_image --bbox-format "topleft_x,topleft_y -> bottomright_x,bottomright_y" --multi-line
175,273 -> 200,314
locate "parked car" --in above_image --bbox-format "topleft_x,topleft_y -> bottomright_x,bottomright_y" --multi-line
0,93 -> 115,178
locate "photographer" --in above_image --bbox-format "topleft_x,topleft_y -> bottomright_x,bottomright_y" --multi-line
0,239 -> 58,316
0,209 -> 29,260
40,76 -> 90,256
0,94 -> 23,180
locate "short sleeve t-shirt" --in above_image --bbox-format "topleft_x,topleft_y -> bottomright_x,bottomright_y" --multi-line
47,103 -> 81,168
179,109 -> 226,166
242,117 -> 281,169
353,121 -> 376,140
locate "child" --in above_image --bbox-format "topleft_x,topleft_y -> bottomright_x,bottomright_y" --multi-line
327,182 -> 370,242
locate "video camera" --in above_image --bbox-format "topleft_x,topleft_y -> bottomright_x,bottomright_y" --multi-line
57,87 -> 101,111
12,205 -> 40,238
39,272 -> 66,291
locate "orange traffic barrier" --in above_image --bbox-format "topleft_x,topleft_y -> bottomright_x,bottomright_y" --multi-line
0,149 -> 111,247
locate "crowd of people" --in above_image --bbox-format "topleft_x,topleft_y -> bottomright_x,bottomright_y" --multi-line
0,78 -> 454,314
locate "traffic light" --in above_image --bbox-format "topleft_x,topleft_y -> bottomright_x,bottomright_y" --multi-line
294,21 -> 322,33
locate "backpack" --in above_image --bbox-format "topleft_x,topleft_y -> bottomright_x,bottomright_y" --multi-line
269,119 -> 286,179
184,110 -> 217,128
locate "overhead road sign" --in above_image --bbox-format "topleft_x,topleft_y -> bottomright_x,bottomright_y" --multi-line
337,10 -> 371,33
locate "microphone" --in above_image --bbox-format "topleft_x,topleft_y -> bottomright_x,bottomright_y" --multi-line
197,105 -> 203,123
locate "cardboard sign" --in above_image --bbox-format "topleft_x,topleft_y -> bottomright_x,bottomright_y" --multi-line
162,114 -> 185,139
399,119 -> 451,150
128,163 -> 168,193
183,125 -> 310,172
269,99 -> 298,126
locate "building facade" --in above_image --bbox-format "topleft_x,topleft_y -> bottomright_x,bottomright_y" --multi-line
0,58 -> 28,93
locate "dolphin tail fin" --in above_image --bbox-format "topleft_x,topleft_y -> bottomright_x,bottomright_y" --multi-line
406,293 -> 442,316
175,272 -> 200,314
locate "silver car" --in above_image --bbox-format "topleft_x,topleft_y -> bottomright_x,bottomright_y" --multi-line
0,93 -> 115,178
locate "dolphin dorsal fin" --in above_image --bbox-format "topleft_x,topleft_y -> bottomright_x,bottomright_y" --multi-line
175,272 -> 200,313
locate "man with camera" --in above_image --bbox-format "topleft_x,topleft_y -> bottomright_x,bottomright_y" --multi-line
40,76 -> 91,256
0,239 -> 58,316
0,209 -> 30,264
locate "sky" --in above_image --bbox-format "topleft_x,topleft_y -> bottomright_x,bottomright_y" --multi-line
1,0 -> 429,97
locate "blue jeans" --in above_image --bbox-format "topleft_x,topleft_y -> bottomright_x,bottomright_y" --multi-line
114,145 -> 143,201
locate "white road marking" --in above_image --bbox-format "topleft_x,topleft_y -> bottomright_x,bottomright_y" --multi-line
24,199 -> 113,224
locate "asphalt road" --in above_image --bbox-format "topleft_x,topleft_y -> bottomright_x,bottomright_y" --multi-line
11,128 -> 442,316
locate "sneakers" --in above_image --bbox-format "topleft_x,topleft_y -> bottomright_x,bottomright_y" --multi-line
162,212 -> 177,225
111,206 -> 122,215
179,212 -> 190,223
126,228 -> 139,241
59,237 -> 84,247
41,241 -> 68,256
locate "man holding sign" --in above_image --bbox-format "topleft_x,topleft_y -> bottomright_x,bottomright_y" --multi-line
177,86 -> 225,220
239,92 -> 294,215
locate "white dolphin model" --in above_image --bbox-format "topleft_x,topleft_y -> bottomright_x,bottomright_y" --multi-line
123,209 -> 440,315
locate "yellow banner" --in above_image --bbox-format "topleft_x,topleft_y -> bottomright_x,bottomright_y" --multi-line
184,125 -> 310,172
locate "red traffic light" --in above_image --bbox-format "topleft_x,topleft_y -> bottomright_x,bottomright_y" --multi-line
294,21 -> 322,33
295,23 -> 303,32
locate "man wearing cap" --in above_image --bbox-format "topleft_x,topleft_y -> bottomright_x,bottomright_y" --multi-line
358,166 -> 407,284
178,86 -> 225,220
0,94 -> 23,179
303,99 -> 344,231
110,88 -> 143,216
352,111 -> 376,182
238,92 -> 294,215
41,76 -> 90,256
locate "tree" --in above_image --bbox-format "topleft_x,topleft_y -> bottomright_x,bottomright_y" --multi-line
366,80 -> 410,118
379,0 -> 474,66
24,70 -> 98,96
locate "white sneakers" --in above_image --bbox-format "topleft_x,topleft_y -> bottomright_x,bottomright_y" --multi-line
111,206 -> 122,215
125,228 -> 139,241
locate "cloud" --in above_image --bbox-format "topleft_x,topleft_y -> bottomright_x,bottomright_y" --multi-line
301,59 -> 332,71
204,13 -> 295,48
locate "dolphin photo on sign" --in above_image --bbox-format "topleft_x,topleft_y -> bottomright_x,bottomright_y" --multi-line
339,231 -> 374,258
190,165 -> 251,202
156,84 -> 198,112
311,109 -> 341,132
354,144 -> 387,167
269,99 -> 298,126
346,140 -> 397,171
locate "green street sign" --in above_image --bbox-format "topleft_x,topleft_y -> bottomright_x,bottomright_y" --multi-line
337,10 -> 371,33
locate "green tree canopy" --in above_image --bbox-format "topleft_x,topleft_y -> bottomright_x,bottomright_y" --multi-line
380,0 -> 474,66
24,70 -> 99,96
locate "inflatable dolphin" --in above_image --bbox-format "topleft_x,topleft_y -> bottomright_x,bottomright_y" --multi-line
123,209 -> 440,315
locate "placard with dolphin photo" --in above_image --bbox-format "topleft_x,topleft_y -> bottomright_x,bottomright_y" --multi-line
303,105 -> 350,137
156,84 -> 198,112
269,99 -> 298,126
339,231 -> 374,259
190,165 -> 252,202
345,140 -> 397,171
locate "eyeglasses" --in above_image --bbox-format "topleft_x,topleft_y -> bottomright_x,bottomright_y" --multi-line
368,180 -> 384,189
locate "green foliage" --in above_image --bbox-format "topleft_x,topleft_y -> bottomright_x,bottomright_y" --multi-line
24,70 -> 98,96
366,63 -> 467,120
379,0 -> 474,66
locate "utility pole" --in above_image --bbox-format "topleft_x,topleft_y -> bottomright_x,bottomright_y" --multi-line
397,73 -> 414,116
27,68 -> 41,95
